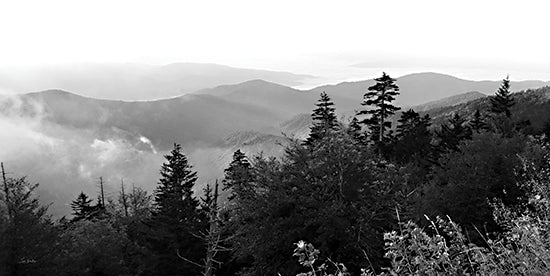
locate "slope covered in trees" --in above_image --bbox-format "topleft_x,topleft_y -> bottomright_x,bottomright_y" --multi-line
420,86 -> 550,134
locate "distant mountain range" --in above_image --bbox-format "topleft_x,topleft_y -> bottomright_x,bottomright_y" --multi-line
1,69 -> 549,217
1,63 -> 548,103
0,63 -> 314,100
197,72 -> 550,116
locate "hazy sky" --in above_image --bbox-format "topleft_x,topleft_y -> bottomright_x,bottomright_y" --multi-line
0,0 -> 549,82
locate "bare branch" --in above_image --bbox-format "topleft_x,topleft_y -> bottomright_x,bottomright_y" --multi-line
177,249 -> 205,269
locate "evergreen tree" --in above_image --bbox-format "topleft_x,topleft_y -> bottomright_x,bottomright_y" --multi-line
357,72 -> 401,144
69,192 -> 107,222
393,109 -> 432,163
154,143 -> 199,215
437,113 -> 472,152
70,192 -> 93,221
147,143 -> 205,275
396,109 -> 422,138
490,76 -> 515,118
305,92 -> 339,146
348,116 -> 366,145
469,109 -> 487,133
223,149 -> 254,202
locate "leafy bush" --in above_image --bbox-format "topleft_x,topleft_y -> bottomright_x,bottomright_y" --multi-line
293,240 -> 359,276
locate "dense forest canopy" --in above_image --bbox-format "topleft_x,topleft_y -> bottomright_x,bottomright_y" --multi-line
2,74 -> 550,275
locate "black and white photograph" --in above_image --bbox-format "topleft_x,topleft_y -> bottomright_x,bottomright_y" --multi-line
1,0 -> 550,275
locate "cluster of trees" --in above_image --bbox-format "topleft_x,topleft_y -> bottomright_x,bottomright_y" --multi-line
1,73 -> 550,275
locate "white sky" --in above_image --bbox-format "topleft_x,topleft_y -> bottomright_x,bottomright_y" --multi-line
0,0 -> 549,82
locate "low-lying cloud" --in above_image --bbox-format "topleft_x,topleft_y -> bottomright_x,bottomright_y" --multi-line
0,95 -> 165,217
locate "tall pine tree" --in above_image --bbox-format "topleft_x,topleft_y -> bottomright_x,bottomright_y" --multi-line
223,149 -> 254,202
490,76 -> 515,118
305,92 -> 339,146
70,192 -> 93,221
221,149 -> 259,275
357,72 -> 401,144
347,116 -> 366,144
147,143 -> 205,275
154,143 -> 199,216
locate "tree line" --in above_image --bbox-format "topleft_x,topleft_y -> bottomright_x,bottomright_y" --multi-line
2,73 -> 550,275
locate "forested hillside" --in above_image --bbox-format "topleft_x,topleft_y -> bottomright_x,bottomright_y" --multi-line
420,86 -> 550,132
2,73 -> 550,275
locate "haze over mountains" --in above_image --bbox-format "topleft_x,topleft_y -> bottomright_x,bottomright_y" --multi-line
1,64 -> 549,217
310,72 -> 550,107
1,63 -> 548,103
0,63 -> 314,100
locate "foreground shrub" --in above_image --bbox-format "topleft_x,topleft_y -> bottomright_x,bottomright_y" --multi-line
295,214 -> 550,275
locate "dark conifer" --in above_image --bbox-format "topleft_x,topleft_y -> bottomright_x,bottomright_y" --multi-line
223,149 -> 253,201
437,113 -> 472,152
469,109 -> 487,133
357,72 -> 401,144
305,92 -> 339,146
490,76 -> 515,118
347,116 -> 366,144
70,192 -> 93,221
393,109 -> 432,163
154,143 -> 199,215
396,109 -> 421,138
148,143 -> 204,275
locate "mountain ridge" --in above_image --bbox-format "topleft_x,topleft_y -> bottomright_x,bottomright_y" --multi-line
308,72 -> 549,107
411,91 -> 487,112
15,72 -> 549,106
0,62 -> 315,100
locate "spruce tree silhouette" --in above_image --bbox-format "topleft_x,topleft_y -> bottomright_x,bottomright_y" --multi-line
357,72 -> 400,144
305,92 -> 339,146
393,109 -> 432,163
70,192 -> 93,221
147,143 -> 205,275
437,113 -> 472,152
223,149 -> 254,201
347,116 -> 366,144
490,76 -> 515,118
469,109 -> 487,133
